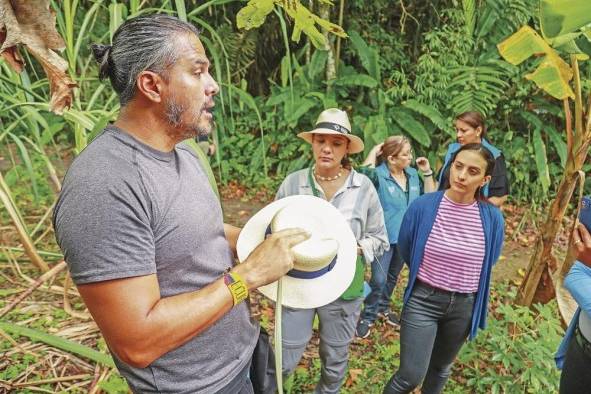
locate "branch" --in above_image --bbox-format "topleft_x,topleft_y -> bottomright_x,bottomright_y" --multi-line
0,261 -> 66,318
0,172 -> 49,272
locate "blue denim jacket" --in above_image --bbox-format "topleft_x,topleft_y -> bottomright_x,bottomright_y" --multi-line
397,191 -> 505,339
438,139 -> 502,198
555,261 -> 591,369
375,163 -> 421,244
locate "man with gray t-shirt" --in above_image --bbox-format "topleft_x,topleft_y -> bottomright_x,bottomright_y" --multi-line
53,15 -> 308,394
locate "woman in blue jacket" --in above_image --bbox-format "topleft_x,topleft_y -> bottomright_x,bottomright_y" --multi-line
438,111 -> 510,207
555,222 -> 591,393
383,143 -> 505,394
355,136 -> 436,338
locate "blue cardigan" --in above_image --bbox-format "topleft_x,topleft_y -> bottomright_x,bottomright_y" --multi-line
555,261 -> 591,369
398,191 -> 505,340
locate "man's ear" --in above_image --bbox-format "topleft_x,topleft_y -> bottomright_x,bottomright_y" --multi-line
136,71 -> 164,103
482,175 -> 492,186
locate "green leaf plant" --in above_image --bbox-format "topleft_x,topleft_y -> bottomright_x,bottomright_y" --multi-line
498,0 -> 591,312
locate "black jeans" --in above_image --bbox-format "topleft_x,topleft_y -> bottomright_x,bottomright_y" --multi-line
383,281 -> 475,394
361,244 -> 404,322
560,328 -> 591,394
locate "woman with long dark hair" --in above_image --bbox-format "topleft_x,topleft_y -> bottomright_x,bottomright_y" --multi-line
438,111 -> 510,207
383,143 -> 505,394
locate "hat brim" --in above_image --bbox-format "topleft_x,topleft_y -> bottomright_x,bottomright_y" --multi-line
297,130 -> 365,154
236,195 -> 357,309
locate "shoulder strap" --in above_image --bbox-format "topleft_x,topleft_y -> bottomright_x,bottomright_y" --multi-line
307,167 -> 321,198
481,139 -> 501,159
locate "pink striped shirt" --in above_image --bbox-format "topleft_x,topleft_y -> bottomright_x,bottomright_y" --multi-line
417,194 -> 485,293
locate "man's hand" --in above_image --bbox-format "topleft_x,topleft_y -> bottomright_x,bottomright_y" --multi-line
76,228 -> 308,368
233,228 -> 310,290
573,222 -> 591,267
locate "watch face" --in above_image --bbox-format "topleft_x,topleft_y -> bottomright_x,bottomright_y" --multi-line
223,273 -> 233,285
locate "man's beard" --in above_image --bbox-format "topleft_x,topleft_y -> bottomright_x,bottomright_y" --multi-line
164,98 -> 212,141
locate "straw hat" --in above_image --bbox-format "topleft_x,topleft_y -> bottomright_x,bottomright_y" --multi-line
297,108 -> 364,154
236,195 -> 357,309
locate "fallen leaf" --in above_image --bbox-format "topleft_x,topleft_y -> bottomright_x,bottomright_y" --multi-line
0,0 -> 76,114
346,368 -> 363,387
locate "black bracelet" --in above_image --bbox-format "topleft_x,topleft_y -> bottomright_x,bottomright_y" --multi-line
423,172 -> 433,177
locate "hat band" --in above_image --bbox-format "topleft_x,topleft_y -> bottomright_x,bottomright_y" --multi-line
265,225 -> 337,279
314,122 -> 350,135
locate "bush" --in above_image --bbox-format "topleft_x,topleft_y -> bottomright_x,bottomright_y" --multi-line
449,285 -> 563,393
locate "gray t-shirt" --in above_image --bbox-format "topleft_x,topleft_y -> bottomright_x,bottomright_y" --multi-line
53,126 -> 258,393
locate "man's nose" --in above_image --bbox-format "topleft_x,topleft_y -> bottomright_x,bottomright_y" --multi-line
205,73 -> 219,96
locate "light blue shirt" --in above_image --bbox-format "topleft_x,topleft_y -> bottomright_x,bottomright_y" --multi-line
555,261 -> 591,368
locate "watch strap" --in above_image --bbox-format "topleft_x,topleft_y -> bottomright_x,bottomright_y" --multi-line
224,271 -> 248,306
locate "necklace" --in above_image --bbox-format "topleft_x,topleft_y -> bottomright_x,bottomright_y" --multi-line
313,165 -> 343,182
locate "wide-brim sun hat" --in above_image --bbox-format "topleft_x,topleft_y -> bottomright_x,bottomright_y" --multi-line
297,108 -> 364,154
236,195 -> 357,309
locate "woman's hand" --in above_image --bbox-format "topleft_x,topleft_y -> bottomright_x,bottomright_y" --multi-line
415,157 -> 432,173
573,223 -> 591,268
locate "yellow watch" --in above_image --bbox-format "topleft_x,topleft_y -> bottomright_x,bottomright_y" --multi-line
224,271 -> 248,306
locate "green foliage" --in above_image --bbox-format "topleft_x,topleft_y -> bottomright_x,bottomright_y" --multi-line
451,287 -> 562,393
1,0 -> 573,206
0,322 -> 115,367
282,283 -> 564,393
236,0 -> 347,49
99,374 -> 130,394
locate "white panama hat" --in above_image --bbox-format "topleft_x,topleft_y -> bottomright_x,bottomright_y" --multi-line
236,195 -> 357,309
297,108 -> 365,154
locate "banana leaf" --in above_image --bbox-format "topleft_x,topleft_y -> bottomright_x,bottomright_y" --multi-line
533,128 -> 551,193
540,0 -> 591,40
498,26 -> 574,100
539,0 -> 591,56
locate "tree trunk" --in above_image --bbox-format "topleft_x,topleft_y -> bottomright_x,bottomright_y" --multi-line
517,56 -> 591,306
334,0 -> 345,75
318,3 -> 336,82
553,170 -> 590,326
516,173 -> 577,305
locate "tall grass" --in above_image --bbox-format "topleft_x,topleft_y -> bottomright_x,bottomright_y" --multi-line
0,0 -> 262,265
